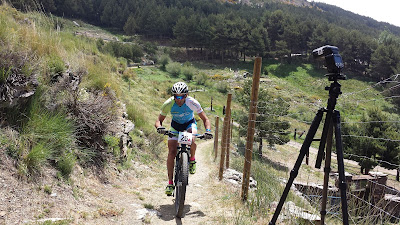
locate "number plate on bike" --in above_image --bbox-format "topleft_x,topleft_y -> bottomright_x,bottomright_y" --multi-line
178,131 -> 192,145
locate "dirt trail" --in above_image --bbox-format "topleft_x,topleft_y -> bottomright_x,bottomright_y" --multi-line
133,140 -> 232,224
0,140 -> 234,225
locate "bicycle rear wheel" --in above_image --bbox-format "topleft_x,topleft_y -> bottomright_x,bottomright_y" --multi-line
175,152 -> 189,218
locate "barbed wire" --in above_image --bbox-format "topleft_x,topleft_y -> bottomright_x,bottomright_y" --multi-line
342,134 -> 400,142
341,120 -> 400,124
217,74 -> 400,223
342,152 -> 400,169
341,74 -> 400,99
346,192 -> 400,221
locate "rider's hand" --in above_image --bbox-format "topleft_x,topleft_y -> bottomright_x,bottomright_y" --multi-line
204,132 -> 213,139
157,126 -> 166,134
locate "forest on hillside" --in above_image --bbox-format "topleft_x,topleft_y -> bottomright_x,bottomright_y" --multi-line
9,0 -> 400,83
4,0 -> 400,173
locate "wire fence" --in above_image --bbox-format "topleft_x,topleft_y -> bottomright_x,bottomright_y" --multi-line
214,73 -> 400,224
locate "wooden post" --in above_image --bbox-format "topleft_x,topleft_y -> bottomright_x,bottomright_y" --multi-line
214,116 -> 219,161
294,128 -> 297,140
219,94 -> 232,180
211,97 -> 213,111
241,57 -> 262,201
225,110 -> 232,169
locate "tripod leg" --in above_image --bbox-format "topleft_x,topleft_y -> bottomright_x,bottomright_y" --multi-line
321,119 -> 334,225
269,110 -> 324,225
333,110 -> 349,225
315,110 -> 332,169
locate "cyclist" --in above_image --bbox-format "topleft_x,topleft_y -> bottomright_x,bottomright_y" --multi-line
155,82 -> 213,196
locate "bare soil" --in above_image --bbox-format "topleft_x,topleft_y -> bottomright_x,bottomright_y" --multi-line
0,140 -> 236,225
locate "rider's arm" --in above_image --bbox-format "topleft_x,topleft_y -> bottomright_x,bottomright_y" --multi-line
198,111 -> 211,131
155,114 -> 166,128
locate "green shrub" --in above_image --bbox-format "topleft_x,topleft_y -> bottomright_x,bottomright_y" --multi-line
262,66 -> 269,76
194,72 -> 209,85
158,54 -> 171,70
181,66 -> 196,81
104,135 -> 121,157
57,152 -> 76,178
215,81 -> 229,94
47,55 -> 65,75
19,91 -> 76,177
166,62 -> 181,77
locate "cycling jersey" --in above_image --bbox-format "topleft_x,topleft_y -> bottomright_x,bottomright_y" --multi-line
160,96 -> 203,124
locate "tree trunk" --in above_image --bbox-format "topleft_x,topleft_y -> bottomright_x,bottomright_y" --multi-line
258,138 -> 263,159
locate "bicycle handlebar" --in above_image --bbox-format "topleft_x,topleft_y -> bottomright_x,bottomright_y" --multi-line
161,130 -> 209,140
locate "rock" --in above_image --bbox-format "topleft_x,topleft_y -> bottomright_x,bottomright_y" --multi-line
223,168 -> 257,189
136,208 -> 161,220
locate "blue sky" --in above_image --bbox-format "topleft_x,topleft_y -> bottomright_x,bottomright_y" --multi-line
307,0 -> 400,27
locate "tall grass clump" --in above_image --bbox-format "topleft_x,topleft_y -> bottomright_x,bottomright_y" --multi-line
126,103 -> 146,129
166,61 -> 181,77
19,91 -> 76,177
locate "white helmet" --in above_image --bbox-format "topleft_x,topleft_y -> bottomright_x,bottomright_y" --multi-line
171,82 -> 188,94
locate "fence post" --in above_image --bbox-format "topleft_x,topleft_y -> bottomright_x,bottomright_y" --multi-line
211,97 -> 213,111
214,116 -> 219,161
225,100 -> 232,169
219,94 -> 232,180
241,57 -> 262,201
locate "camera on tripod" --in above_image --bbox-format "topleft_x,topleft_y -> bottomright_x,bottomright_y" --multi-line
313,45 -> 346,80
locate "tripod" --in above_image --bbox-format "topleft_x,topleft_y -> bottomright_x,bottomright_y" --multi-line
270,74 -> 349,225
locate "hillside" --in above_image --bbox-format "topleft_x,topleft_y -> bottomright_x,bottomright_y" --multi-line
1,2 -> 400,224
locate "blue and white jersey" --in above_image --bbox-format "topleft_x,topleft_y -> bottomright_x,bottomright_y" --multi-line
160,96 -> 203,124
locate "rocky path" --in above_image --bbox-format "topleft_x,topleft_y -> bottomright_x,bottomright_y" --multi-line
131,140 -> 233,224
0,140 -> 235,225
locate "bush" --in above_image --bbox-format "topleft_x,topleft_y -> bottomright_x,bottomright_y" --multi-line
215,81 -> 229,94
166,62 -> 181,77
194,72 -> 209,85
181,66 -> 196,81
158,54 -> 171,71
104,135 -> 121,157
262,66 -> 269,76
57,152 -> 76,178
47,54 -> 65,75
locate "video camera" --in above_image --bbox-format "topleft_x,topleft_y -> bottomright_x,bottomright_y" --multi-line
313,45 -> 345,79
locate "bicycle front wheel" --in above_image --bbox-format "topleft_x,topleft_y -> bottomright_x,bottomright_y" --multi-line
175,152 -> 189,218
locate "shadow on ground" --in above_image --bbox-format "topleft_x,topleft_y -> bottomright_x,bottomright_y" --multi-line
158,203 -> 206,223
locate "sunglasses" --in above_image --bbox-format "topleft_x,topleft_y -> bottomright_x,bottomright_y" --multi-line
174,94 -> 187,100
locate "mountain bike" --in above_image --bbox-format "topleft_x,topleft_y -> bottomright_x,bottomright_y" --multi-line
162,130 -> 209,218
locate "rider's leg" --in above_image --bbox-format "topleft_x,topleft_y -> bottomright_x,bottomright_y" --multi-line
167,140 -> 178,182
187,126 -> 197,160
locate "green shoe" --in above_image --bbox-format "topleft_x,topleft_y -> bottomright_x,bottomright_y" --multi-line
165,184 -> 174,196
189,160 -> 196,174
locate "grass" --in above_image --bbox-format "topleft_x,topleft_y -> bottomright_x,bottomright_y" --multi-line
1,3 -> 400,224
